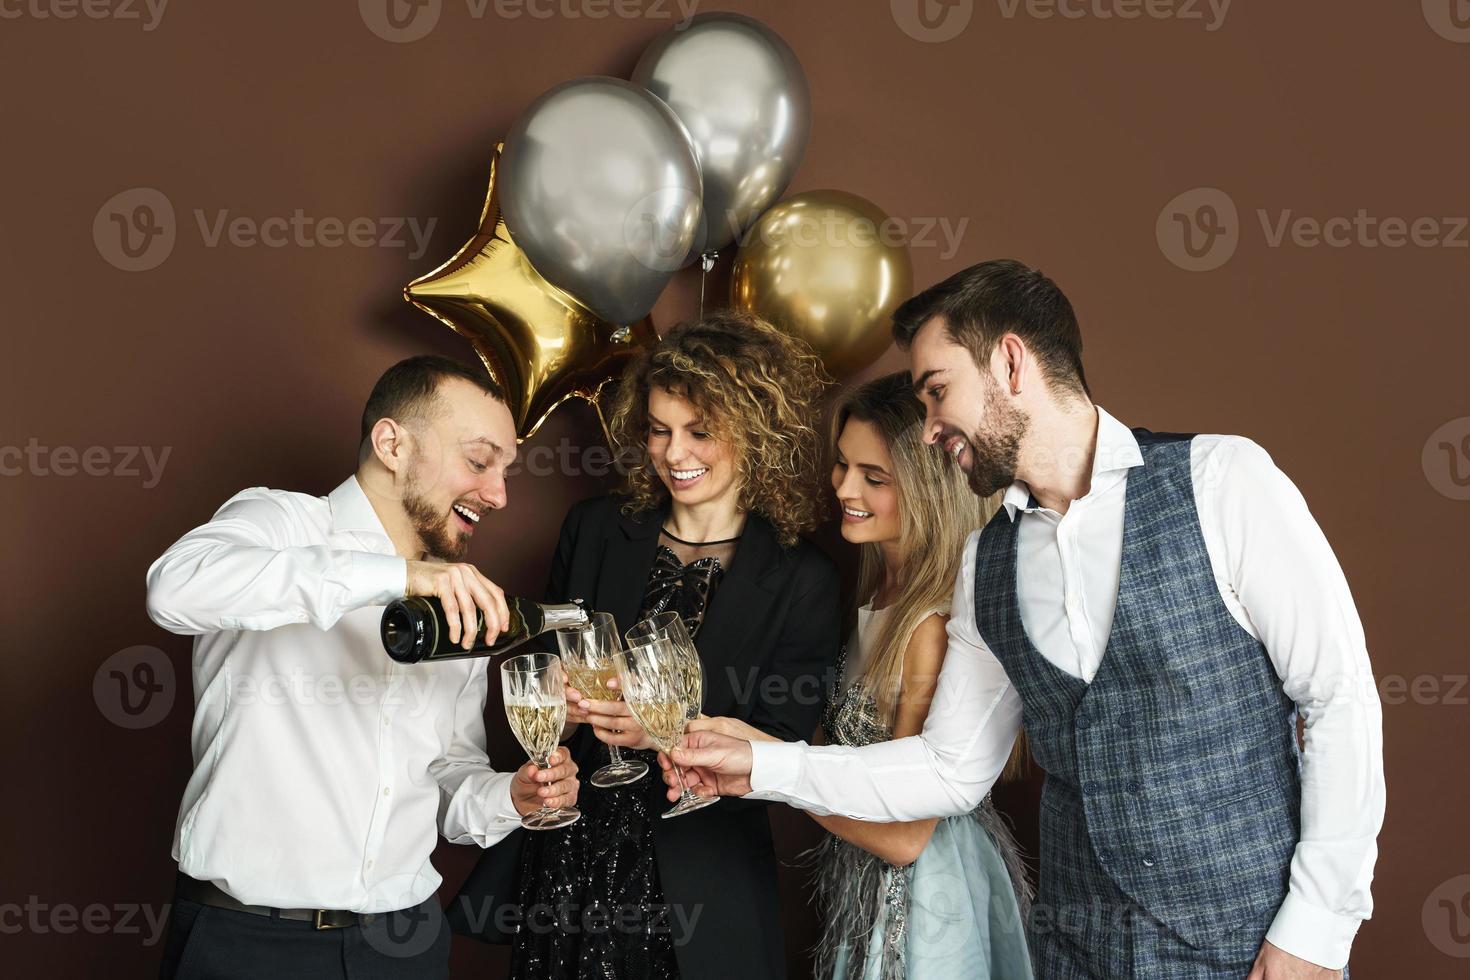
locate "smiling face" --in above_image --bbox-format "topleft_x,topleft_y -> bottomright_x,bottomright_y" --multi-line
399,377 -> 517,561
645,386 -> 739,510
831,417 -> 902,547
909,317 -> 1030,499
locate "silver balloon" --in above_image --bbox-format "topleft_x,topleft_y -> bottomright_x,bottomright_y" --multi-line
499,76 -> 703,326
632,12 -> 811,257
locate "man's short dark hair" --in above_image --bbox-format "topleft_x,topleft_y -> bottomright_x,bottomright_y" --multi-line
359,355 -> 506,457
892,259 -> 1089,398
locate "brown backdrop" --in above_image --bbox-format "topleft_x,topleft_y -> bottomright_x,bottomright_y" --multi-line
3,1 -> 1467,976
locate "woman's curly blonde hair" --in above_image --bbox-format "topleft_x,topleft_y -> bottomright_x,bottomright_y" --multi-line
607,310 -> 830,547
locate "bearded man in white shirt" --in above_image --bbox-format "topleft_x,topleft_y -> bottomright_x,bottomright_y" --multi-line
664,260 -> 1385,980
146,355 -> 580,980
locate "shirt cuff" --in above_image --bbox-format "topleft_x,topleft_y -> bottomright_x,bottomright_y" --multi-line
1265,891 -> 1361,970
346,552 -> 407,608
443,773 -> 523,848
747,740 -> 806,801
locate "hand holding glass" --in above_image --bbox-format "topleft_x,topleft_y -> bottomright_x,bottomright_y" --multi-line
616,635 -> 718,818
557,611 -> 649,788
501,652 -> 581,830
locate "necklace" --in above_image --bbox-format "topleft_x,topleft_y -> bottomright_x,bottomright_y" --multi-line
660,526 -> 742,546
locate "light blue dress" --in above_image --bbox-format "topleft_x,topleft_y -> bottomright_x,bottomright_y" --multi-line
807,605 -> 1035,980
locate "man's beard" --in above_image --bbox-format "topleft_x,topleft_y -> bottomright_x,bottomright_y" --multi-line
958,375 -> 1029,499
402,465 -> 470,562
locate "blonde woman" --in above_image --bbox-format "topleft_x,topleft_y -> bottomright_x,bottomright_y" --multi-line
690,372 -> 1034,979
451,312 -> 841,980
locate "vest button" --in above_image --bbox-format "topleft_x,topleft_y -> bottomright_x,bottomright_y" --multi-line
1083,780 -> 1100,795
1075,714 -> 1091,729
1128,779 -> 1142,795
1142,858 -> 1156,868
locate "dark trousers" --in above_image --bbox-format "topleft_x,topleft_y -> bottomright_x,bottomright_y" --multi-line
158,894 -> 450,980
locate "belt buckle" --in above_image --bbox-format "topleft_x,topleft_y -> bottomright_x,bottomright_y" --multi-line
314,909 -> 345,931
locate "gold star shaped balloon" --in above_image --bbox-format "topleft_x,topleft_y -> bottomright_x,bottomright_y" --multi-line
405,144 -> 656,442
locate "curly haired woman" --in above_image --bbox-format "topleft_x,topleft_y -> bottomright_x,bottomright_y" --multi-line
450,311 -> 843,980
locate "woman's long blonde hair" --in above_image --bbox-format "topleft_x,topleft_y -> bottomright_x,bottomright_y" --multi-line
838,372 -> 1028,780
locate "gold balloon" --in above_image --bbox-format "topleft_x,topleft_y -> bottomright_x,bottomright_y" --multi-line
729,190 -> 913,380
405,144 -> 656,442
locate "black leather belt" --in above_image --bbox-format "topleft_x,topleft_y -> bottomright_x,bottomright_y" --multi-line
175,873 -> 374,930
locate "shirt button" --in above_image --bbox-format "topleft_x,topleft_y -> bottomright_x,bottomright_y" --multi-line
382,787 -> 390,796
366,859 -> 375,870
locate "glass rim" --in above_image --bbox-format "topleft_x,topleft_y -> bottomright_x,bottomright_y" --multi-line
620,633 -> 676,656
500,651 -> 560,674
557,609 -> 616,635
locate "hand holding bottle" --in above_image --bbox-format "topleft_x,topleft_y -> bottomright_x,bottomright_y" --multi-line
405,560 -> 509,650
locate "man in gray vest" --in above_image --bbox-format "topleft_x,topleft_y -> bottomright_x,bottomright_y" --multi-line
664,260 -> 1384,978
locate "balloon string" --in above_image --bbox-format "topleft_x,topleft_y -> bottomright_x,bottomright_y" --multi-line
699,251 -> 717,316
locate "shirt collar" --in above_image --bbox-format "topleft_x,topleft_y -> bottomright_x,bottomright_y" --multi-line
328,474 -> 396,551
1001,405 -> 1143,521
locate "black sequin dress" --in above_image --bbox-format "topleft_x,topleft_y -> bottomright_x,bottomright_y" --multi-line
509,537 -> 729,980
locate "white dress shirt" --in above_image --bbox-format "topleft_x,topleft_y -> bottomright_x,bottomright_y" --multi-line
748,407 -> 1384,969
146,475 -> 523,912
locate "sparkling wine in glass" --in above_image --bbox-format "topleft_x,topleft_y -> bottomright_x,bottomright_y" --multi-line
624,611 -> 704,721
500,652 -> 581,830
616,636 -> 718,819
557,611 -> 649,788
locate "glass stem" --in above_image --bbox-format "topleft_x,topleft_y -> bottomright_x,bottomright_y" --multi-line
671,761 -> 694,800
608,743 -> 626,765
534,758 -> 555,813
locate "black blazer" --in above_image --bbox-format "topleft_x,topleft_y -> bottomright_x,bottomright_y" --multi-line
449,493 -> 841,980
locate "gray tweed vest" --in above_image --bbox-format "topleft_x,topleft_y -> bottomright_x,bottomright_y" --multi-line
973,429 -> 1301,948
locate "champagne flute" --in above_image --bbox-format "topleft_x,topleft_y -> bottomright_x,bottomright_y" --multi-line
625,611 -> 704,722
556,611 -> 649,788
616,636 -> 719,819
500,652 -> 581,830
